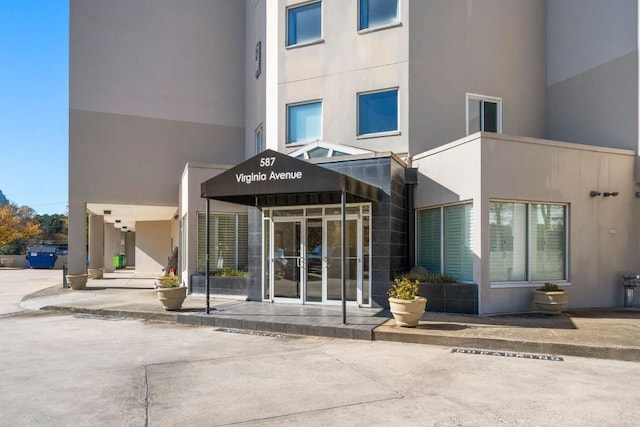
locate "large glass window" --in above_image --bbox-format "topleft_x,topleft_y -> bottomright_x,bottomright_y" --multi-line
531,204 -> 566,281
489,201 -> 567,282
467,94 -> 501,134
197,213 -> 248,273
416,208 -> 441,273
287,2 -> 322,46
287,101 -> 322,144
416,203 -> 473,282
489,202 -> 527,281
359,0 -> 399,30
358,89 -> 398,136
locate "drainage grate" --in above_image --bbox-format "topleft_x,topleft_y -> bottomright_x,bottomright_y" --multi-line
452,348 -> 563,362
214,328 -> 293,339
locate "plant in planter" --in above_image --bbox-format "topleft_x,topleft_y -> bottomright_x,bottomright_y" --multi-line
155,272 -> 187,311
532,282 -> 568,315
388,275 -> 427,327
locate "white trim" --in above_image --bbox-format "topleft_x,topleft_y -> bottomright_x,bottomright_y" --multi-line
285,39 -> 324,50
288,141 -> 372,159
357,22 -> 402,35
490,281 -> 572,289
466,93 -> 502,135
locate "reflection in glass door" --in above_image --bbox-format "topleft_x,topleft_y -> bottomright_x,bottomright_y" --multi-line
273,221 -> 302,299
305,218 -> 323,302
265,205 -> 371,306
325,219 -> 358,302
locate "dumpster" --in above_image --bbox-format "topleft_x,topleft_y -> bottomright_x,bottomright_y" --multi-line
27,245 -> 58,269
113,253 -> 127,269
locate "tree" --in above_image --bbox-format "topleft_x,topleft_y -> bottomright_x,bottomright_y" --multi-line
35,214 -> 68,242
0,205 -> 41,255
0,190 -> 9,207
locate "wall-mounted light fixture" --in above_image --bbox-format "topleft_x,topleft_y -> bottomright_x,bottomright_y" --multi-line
115,219 -> 121,223
103,210 -> 112,215
603,192 -> 619,197
590,191 -> 601,197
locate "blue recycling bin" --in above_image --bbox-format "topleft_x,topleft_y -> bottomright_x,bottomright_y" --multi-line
27,245 -> 58,269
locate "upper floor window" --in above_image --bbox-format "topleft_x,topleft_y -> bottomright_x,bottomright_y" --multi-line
287,101 -> 322,144
255,124 -> 264,154
359,0 -> 399,31
467,94 -> 502,134
358,88 -> 398,136
287,2 -> 322,46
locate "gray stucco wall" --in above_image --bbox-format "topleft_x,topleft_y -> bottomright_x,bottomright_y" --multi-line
546,0 -> 638,151
69,0 -> 247,274
408,0 -> 547,153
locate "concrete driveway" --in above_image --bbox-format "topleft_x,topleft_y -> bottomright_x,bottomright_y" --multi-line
0,268 -> 62,315
1,269 -> 640,426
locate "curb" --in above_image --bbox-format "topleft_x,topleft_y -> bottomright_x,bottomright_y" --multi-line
39,305 -> 377,340
373,329 -> 640,362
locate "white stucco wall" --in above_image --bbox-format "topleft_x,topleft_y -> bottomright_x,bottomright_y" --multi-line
414,133 -> 638,314
278,0 -> 409,153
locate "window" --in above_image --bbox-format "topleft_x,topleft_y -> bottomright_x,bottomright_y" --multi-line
490,201 -> 567,283
287,2 -> 322,46
359,0 -> 399,31
416,203 -> 474,281
358,88 -> 398,136
255,41 -> 262,78
197,213 -> 248,273
287,101 -> 322,144
467,94 -> 501,134
255,124 -> 264,154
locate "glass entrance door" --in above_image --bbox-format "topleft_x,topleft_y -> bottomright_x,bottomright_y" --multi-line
265,206 -> 370,306
305,218 -> 323,303
273,220 -> 302,300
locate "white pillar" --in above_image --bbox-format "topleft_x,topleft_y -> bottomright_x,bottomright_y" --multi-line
67,200 -> 87,275
88,214 -> 104,269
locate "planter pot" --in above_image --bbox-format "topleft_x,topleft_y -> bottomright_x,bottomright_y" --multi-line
156,286 -> 187,311
66,274 -> 89,290
88,268 -> 104,279
533,289 -> 568,315
1,258 -> 15,267
389,296 -> 427,327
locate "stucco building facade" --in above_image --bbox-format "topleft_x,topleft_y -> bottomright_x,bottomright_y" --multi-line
69,0 -> 640,314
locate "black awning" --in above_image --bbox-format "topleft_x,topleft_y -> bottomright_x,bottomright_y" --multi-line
201,149 -> 382,207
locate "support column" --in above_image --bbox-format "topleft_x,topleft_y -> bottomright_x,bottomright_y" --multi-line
67,200 -> 87,275
103,223 -> 116,273
88,215 -> 104,269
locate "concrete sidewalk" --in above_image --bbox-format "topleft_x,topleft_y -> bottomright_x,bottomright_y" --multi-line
20,271 -> 640,362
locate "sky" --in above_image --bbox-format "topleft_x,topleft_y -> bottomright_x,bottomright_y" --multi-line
0,0 -> 69,215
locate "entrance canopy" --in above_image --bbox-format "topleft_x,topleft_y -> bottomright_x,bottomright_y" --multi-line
201,149 -> 381,207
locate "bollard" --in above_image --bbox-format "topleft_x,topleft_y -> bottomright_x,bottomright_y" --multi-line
62,264 -> 68,289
